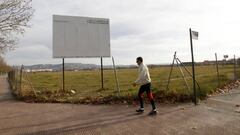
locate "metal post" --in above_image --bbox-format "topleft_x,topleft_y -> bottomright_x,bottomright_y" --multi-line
19,65 -> 23,96
14,69 -> 17,90
234,55 -> 237,81
215,53 -> 220,87
176,60 -> 190,92
62,58 -> 65,91
189,28 -> 197,105
177,58 -> 192,76
166,51 -> 176,90
112,57 -> 120,96
12,69 -> 15,85
177,58 -> 201,90
25,70 -> 37,97
101,57 -> 104,89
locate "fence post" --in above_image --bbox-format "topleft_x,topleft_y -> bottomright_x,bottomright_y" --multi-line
100,57 -> 104,89
11,70 -> 15,90
234,55 -> 237,81
239,57 -> 240,79
19,65 -> 24,96
62,58 -> 65,91
112,57 -> 120,96
215,53 -> 220,87
14,69 -> 18,91
166,51 -> 176,90
25,70 -> 37,97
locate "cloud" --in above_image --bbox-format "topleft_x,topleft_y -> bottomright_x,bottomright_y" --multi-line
5,0 -> 240,66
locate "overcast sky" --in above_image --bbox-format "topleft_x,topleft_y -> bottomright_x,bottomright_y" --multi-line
5,0 -> 240,66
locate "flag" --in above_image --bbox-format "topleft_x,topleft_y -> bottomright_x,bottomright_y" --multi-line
191,31 -> 198,40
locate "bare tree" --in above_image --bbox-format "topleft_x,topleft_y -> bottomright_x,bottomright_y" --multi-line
0,0 -> 34,54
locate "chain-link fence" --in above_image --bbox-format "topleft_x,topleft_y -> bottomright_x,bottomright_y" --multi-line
7,55 -> 240,103
8,66 -> 36,98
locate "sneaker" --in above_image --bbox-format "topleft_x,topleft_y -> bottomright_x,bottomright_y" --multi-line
136,108 -> 144,113
148,109 -> 158,115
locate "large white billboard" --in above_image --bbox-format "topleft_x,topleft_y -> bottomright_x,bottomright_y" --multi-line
53,15 -> 110,58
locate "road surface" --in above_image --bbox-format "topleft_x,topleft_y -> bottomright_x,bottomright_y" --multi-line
0,75 -> 240,135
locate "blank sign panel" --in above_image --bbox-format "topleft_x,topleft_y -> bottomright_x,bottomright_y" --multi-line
53,15 -> 110,58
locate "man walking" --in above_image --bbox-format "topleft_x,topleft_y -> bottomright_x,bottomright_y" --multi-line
132,57 -> 157,115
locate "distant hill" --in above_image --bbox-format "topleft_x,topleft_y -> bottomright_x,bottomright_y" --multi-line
18,58 -> 240,72
23,63 -> 139,71
24,63 -> 100,71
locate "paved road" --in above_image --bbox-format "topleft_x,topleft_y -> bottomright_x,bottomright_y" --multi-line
0,75 -> 240,135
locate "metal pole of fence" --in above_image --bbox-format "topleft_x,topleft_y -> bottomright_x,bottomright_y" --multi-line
12,69 -> 15,84
234,55 -> 237,81
16,69 -> 18,90
14,69 -> 17,90
177,58 -> 201,90
25,71 -> 37,97
215,53 -> 220,87
189,28 -> 197,105
239,57 -> 240,79
101,57 -> 104,89
9,71 -> 13,89
112,57 -> 120,96
19,65 -> 23,96
166,51 -> 176,90
176,60 -> 190,92
62,58 -> 65,91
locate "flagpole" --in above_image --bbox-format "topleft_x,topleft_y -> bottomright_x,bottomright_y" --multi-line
189,28 -> 197,105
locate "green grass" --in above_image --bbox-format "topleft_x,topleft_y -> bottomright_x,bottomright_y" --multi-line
18,64 -> 240,103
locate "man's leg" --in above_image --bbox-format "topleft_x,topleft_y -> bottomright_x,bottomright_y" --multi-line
136,85 -> 145,112
146,83 -> 156,111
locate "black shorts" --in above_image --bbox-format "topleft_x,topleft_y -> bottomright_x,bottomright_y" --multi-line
138,83 -> 153,99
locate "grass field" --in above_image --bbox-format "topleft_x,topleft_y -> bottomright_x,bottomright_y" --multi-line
15,64 -> 239,104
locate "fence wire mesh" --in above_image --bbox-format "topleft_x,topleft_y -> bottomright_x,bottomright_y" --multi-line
7,56 -> 240,103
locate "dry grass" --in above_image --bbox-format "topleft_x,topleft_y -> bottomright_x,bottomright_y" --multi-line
17,64 -> 240,104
